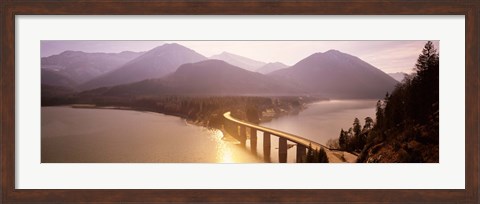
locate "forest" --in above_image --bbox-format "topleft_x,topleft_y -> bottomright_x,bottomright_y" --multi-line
328,41 -> 439,163
43,94 -> 322,129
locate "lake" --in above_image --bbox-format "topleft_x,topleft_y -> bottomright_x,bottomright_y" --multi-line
261,99 -> 378,144
41,107 -> 261,163
41,100 -> 376,163
256,99 -> 377,162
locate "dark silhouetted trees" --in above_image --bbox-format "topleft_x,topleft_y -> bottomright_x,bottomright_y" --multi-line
356,41 -> 439,163
305,143 -> 329,163
363,117 -> 374,131
339,129 -> 347,150
318,147 -> 329,163
246,102 -> 261,124
336,117 -> 371,153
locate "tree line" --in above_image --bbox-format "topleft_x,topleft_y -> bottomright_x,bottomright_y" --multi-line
328,41 -> 439,162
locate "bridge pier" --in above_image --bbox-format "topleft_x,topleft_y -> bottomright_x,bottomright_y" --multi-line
225,120 -> 236,138
223,112 -> 326,164
239,125 -> 247,147
263,132 -> 271,162
279,137 -> 287,163
250,128 -> 257,154
296,144 -> 307,163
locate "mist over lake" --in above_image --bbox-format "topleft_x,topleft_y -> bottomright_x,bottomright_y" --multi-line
261,100 -> 377,145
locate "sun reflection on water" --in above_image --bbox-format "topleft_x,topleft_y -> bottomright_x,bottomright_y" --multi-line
206,129 -> 262,163
210,130 -> 235,163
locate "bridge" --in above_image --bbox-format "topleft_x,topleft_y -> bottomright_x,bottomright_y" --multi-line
222,111 -> 331,163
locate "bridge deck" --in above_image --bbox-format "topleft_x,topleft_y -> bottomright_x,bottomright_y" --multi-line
223,112 -> 328,151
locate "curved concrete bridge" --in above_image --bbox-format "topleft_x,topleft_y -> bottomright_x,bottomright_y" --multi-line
223,112 -> 356,163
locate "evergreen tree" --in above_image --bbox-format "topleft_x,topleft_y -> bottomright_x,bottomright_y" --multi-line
375,100 -> 384,129
353,118 -> 361,137
339,129 -> 347,150
318,147 -> 329,163
306,143 -> 314,162
246,102 -> 260,124
346,128 -> 354,152
415,41 -> 438,77
363,117 -> 374,131
410,41 -> 439,124
351,118 -> 361,150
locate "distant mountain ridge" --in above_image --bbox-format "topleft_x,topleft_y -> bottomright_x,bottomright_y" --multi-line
210,52 -> 267,72
41,50 -> 143,85
43,44 -> 398,99
256,62 -> 289,74
79,43 -> 207,90
41,69 -> 78,88
388,72 -> 408,82
270,50 -> 398,98
85,60 -> 304,97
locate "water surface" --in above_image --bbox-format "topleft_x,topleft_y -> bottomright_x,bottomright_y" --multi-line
252,100 -> 377,162
42,100 -> 376,163
42,107 -> 260,163
261,99 -> 377,144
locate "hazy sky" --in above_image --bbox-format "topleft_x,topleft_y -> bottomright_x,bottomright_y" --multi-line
41,40 -> 439,74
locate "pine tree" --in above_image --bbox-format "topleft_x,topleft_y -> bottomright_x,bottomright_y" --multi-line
339,129 -> 347,150
318,147 -> 329,163
375,100 -> 384,129
410,41 -> 439,124
363,117 -> 374,131
353,118 -> 361,137
306,143 -> 314,162
351,118 -> 361,150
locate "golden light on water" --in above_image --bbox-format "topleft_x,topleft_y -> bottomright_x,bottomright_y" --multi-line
210,130 -> 235,163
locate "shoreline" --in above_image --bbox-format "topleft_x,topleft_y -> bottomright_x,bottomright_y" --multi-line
61,96 -> 325,128
68,104 -> 201,124
44,99 -> 360,163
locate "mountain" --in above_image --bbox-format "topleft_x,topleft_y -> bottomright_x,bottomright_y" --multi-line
79,43 -> 207,90
256,62 -> 288,74
41,50 -> 143,84
41,68 -> 78,88
210,52 -> 266,72
269,50 -> 398,99
84,60 -> 303,97
388,72 -> 408,82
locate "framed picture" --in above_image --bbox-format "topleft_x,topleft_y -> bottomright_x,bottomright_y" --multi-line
1,0 -> 478,203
